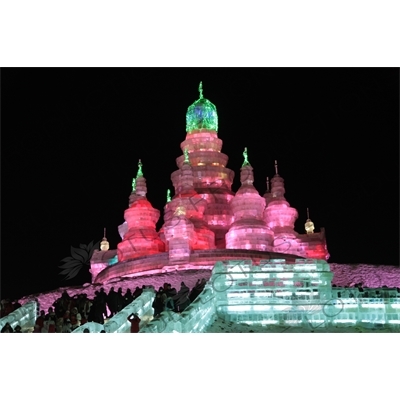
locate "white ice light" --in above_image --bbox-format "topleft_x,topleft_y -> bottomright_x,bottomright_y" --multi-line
361,304 -> 385,309
333,319 -> 357,323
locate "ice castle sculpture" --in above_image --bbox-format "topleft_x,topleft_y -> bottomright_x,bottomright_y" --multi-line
90,82 -> 329,285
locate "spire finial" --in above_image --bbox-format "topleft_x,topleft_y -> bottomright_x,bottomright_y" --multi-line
132,177 -> 136,192
305,208 -> 315,234
100,227 -> 110,251
242,147 -> 250,167
183,147 -> 190,164
166,189 -> 171,203
266,177 -> 270,192
274,160 -> 278,175
199,81 -> 203,99
136,159 -> 143,178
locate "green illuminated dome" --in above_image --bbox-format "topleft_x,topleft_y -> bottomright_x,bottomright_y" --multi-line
186,82 -> 218,133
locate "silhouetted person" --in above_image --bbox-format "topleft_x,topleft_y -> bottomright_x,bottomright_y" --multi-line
83,328 -> 90,333
127,313 -> 141,333
107,287 -> 118,317
152,293 -> 164,317
1,322 -> 14,333
124,289 -> 133,307
116,288 -> 124,312
132,286 -> 143,299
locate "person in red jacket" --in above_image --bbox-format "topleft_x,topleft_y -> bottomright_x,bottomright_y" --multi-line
127,313 -> 141,333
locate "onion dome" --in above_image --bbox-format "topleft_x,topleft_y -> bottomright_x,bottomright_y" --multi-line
186,82 -> 218,133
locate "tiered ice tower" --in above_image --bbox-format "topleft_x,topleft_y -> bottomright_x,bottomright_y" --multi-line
225,148 -> 274,251
161,149 -> 215,262
264,160 -> 300,253
170,82 -> 235,248
117,160 -> 165,261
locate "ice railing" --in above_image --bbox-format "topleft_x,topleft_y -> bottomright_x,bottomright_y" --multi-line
140,283 -> 216,333
210,259 -> 400,327
0,301 -> 37,331
73,289 -> 155,333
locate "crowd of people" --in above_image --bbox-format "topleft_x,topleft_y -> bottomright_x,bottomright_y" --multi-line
152,279 -> 207,318
1,278 -> 208,333
0,299 -> 22,318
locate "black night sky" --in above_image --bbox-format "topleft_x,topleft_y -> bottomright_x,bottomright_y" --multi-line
1,68 -> 399,301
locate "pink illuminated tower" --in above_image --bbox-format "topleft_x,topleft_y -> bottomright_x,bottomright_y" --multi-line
162,148 -> 215,256
225,148 -> 274,251
117,160 -> 165,262
263,160 -> 300,254
170,82 -> 235,248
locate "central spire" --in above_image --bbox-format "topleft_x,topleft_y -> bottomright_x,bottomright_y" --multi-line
136,159 -> 143,178
199,81 -> 203,99
242,147 -> 251,167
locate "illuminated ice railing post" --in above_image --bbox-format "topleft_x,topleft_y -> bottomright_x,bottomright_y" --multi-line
0,301 -> 37,331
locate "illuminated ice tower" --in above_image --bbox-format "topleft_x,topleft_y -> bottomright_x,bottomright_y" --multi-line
170,82 -> 235,248
225,148 -> 274,251
117,160 -> 165,261
264,160 -> 300,254
162,148 -> 215,259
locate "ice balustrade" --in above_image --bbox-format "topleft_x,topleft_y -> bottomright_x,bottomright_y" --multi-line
210,259 -> 400,327
140,283 -> 216,333
71,322 -> 105,333
72,289 -> 155,333
0,301 -> 37,331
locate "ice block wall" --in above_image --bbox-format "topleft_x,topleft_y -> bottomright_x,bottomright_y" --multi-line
0,301 -> 37,331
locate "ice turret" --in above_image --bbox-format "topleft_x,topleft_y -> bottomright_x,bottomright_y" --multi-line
225,149 -> 273,251
162,149 -> 215,252
117,160 -> 165,261
264,160 -> 298,236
